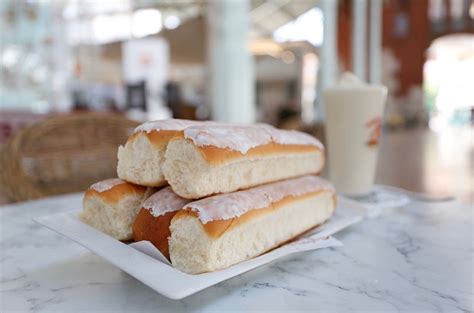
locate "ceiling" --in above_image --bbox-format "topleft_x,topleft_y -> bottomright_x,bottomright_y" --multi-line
132,0 -> 319,36
249,0 -> 319,36
93,0 -> 321,63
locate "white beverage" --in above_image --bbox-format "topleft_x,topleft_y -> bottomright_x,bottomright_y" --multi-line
323,73 -> 387,195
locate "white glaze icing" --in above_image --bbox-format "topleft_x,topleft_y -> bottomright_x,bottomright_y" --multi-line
134,119 -> 206,134
183,124 -> 323,154
185,175 -> 335,223
184,125 -> 273,154
142,187 -> 191,217
90,178 -> 127,193
134,119 -> 323,153
135,119 -> 324,154
265,127 -> 324,150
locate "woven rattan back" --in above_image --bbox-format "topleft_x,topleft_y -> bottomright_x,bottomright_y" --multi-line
0,113 -> 138,202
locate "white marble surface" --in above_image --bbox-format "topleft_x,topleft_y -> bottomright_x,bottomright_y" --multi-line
1,193 -> 472,312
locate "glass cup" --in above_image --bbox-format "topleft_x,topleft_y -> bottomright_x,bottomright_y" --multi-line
323,84 -> 387,195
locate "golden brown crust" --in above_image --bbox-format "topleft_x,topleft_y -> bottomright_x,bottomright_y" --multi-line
173,190 -> 336,238
197,143 -> 321,165
127,130 -> 182,147
132,208 -> 178,259
133,190 -> 335,259
144,130 -> 183,147
130,130 -> 321,166
168,133 -> 322,165
84,182 -> 147,204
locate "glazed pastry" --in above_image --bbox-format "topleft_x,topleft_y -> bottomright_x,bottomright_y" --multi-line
163,124 -> 324,199
117,119 -> 207,187
80,178 -> 156,240
133,176 -> 335,274
132,187 -> 191,259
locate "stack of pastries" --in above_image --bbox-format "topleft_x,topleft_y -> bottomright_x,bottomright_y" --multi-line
80,119 -> 336,274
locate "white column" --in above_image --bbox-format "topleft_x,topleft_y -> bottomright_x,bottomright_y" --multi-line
369,0 -> 383,84
352,0 -> 367,81
207,0 -> 255,123
51,4 -> 72,112
317,0 -> 338,121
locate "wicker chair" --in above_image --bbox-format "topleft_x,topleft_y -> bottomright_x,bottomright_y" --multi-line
0,113 -> 138,202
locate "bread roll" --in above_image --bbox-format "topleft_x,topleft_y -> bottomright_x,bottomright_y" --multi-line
80,178 -> 156,240
133,187 -> 191,258
117,119 -> 206,186
133,176 -> 335,274
163,125 -> 324,199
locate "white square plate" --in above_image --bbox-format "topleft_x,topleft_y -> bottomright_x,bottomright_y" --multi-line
35,207 -> 361,299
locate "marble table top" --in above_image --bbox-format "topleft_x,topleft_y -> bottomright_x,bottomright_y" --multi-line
1,193 -> 472,312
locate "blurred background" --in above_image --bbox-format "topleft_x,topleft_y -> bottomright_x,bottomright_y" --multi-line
0,0 -> 472,203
